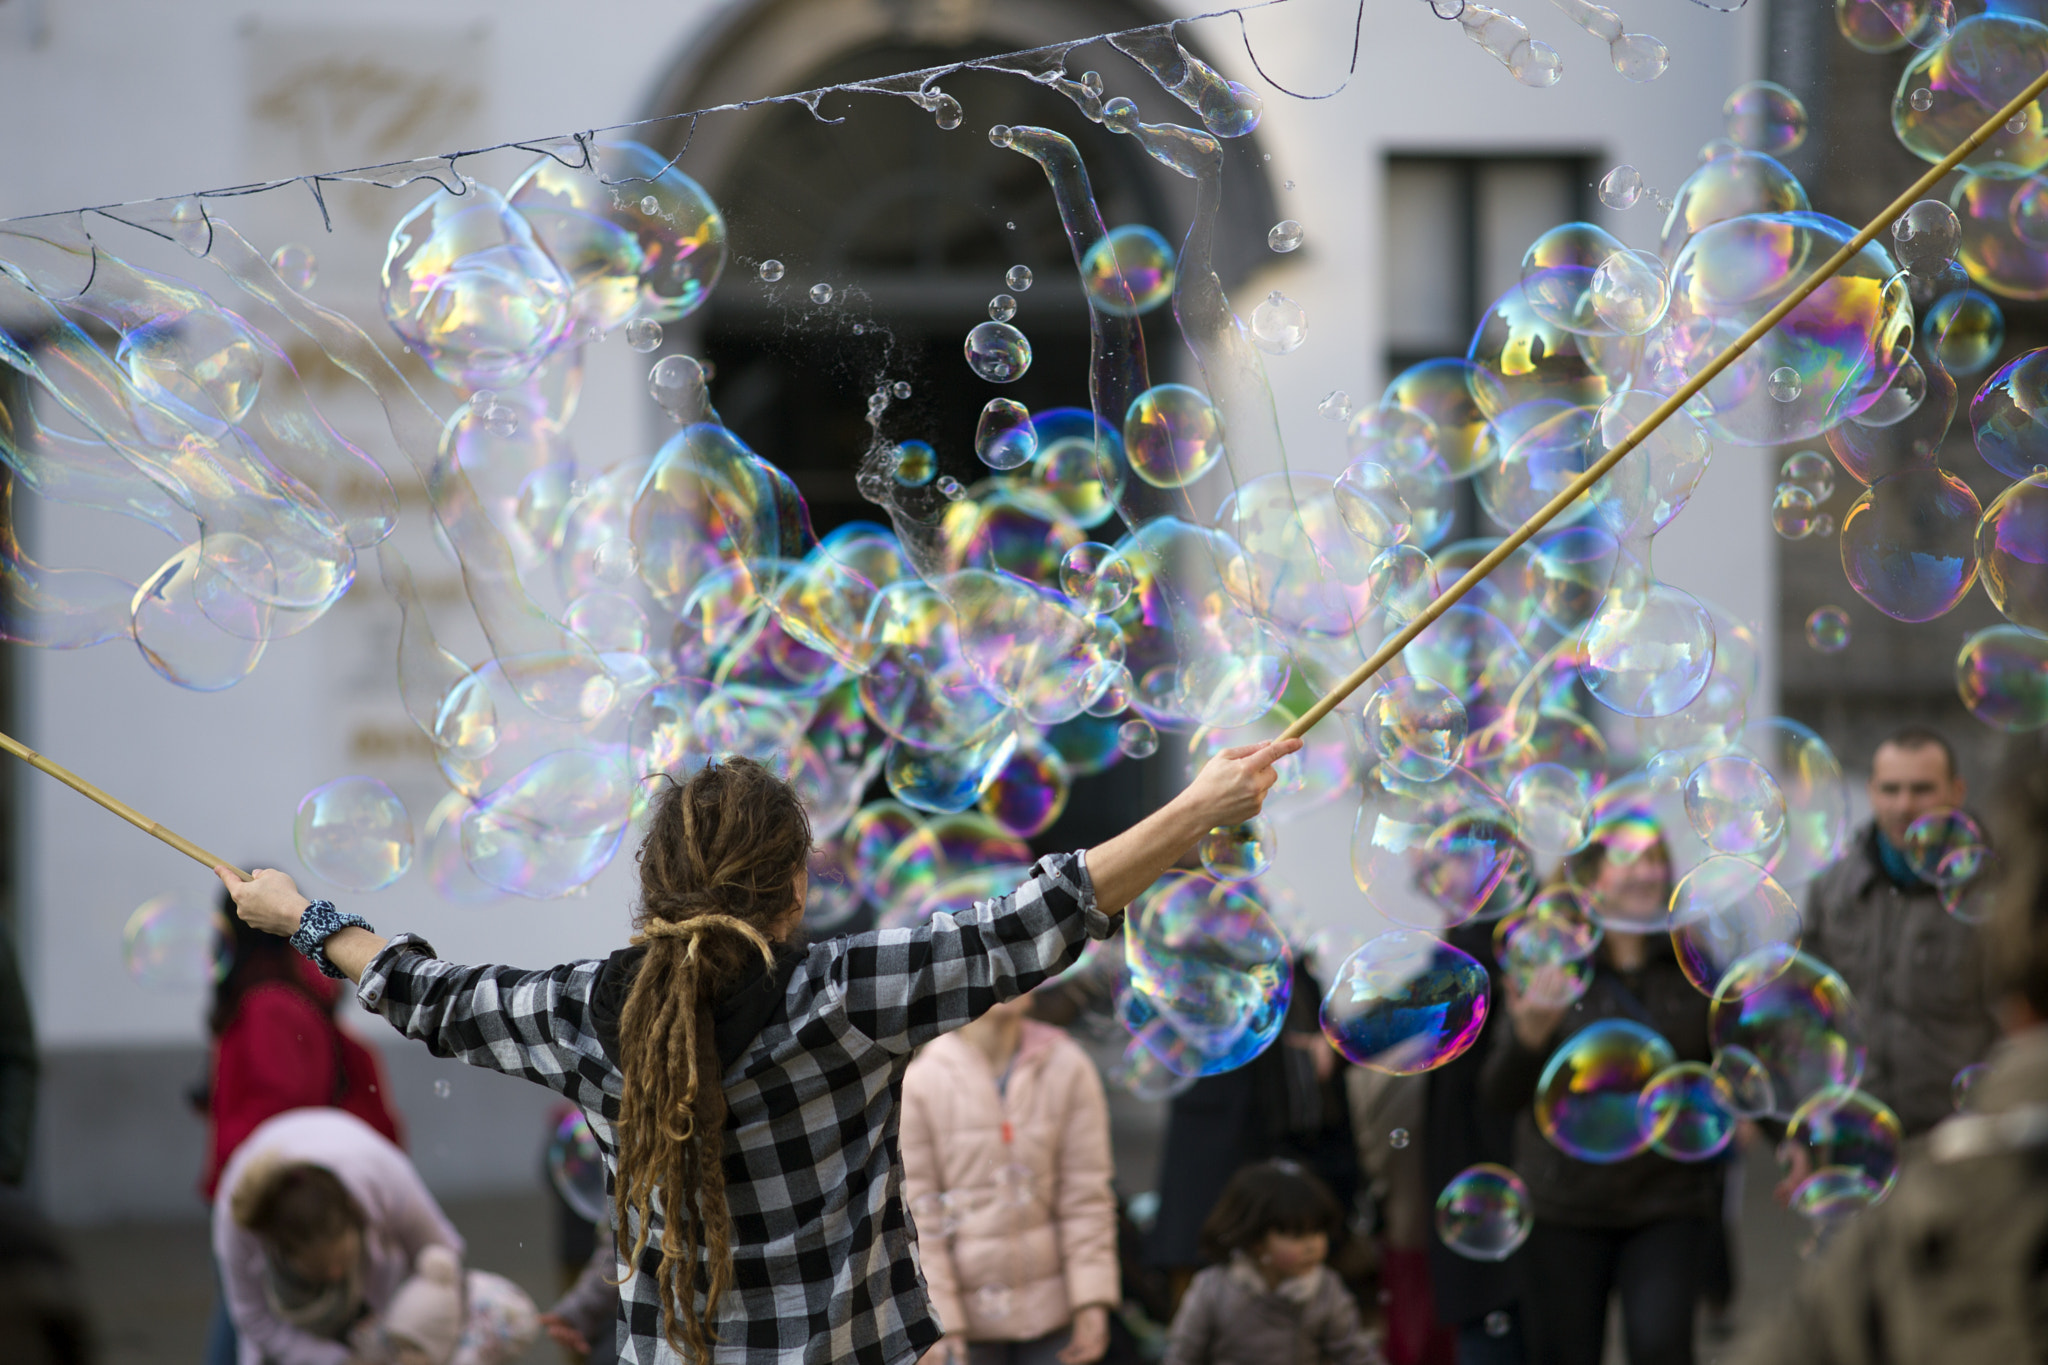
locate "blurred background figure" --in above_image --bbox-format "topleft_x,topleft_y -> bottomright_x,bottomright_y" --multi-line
1732,731 -> 2048,1364
902,990 -> 1120,1365
539,1233 -> 619,1365
0,910 -> 32,1189
1161,1159 -> 1378,1365
1483,827 -> 1721,1365
196,886 -> 405,1365
1798,729 -> 1998,1139
1350,1068 -> 1454,1365
0,1187 -> 90,1365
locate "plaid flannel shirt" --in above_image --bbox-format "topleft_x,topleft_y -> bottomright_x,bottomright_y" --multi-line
354,851 -> 1110,1365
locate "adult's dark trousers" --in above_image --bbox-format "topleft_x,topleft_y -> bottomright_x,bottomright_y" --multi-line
1519,1218 -> 1708,1365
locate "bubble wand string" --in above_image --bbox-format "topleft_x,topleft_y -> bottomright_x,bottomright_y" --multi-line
0,729 -> 247,878
1281,66 -> 2048,743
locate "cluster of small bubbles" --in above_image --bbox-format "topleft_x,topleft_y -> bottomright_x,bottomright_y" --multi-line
294,777 -> 415,893
1006,264 -> 1033,292
1435,1164 -> 1533,1262
123,894 -> 222,991
1318,390 -> 1353,421
1250,291 -> 1308,354
1899,807 -> 1984,884
809,282 -> 834,305
965,321 -> 1033,383
1599,164 -> 1644,210
267,242 -> 318,290
988,294 -> 1017,322
623,317 -> 663,353
1119,717 -> 1159,759
758,259 -> 785,282
1268,219 -> 1304,253
546,1109 -> 608,1222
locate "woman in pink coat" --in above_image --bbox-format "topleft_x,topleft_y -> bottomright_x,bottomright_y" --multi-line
902,992 -> 1120,1365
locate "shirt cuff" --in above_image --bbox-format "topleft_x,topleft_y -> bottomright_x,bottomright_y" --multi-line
1064,848 -> 1116,939
355,931 -> 437,1011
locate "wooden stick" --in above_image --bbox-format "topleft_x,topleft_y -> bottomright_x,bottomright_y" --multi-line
1283,65 -> 2048,741
0,729 -> 247,878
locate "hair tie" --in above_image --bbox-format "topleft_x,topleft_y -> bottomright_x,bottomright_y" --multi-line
632,912 -> 776,967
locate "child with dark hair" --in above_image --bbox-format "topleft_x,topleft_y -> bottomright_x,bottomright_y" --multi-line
1162,1160 -> 1378,1365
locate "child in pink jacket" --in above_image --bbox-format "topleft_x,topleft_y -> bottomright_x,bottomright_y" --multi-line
901,992 -> 1120,1365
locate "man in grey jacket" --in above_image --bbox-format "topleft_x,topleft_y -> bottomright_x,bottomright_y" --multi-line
1799,726 -> 1998,1137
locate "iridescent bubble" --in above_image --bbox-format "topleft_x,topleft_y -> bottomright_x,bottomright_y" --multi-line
1712,1044 -> 1776,1118
1434,1163 -> 1532,1262
1268,219 -> 1305,252
1724,81 -> 1809,155
1670,860 -> 1802,996
1658,149 -> 1810,260
1953,1061 -> 1988,1111
1506,763 -> 1590,858
1893,16 -> 2048,182
1978,471 -> 2048,633
1250,291 -> 1308,354
1386,358 -> 1495,479
268,243 -> 318,290
1333,460 -> 1413,549
1900,807 -> 1984,884
1535,1019 -> 1677,1163
1579,581 -> 1717,719
123,894 -> 223,991
977,737 -> 1071,839
988,294 -> 1017,323
1199,817 -> 1277,882
1600,164 -> 1645,210
1058,542 -> 1134,614
1971,349 -> 2048,480
1520,222 -> 1631,336
1806,605 -> 1852,652
1362,676 -> 1469,782
1590,249 -> 1671,336
1840,469 -> 1981,622
1782,449 -> 1836,499
623,317 -> 663,352
1118,717 -> 1159,759
1081,224 -> 1176,316
294,776 -> 415,893
1710,949 -> 1865,1117
1125,874 -> 1292,1075
1369,544 -> 1441,624
1956,624 -> 2048,730
975,397 -> 1038,472
1007,264 -> 1033,291
758,259 -> 785,282
546,1109 -> 607,1222
965,321 -> 1032,383
1320,930 -> 1490,1074
1030,408 -> 1125,530
1637,1062 -> 1738,1161
892,440 -> 938,489
1785,1087 -> 1903,1220
1124,384 -> 1224,489
1772,484 -> 1819,538
1683,755 -> 1786,856
462,747 -> 633,897
1925,289 -> 2005,374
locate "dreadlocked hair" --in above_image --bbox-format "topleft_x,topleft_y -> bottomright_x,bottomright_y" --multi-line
615,757 -> 813,1361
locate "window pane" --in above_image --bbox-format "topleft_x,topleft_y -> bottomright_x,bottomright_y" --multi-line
1476,161 -> 1577,313
1384,161 -> 1466,355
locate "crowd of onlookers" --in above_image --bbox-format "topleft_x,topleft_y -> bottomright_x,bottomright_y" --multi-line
0,720 -> 2043,1365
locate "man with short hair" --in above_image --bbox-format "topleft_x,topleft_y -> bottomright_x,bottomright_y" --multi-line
1799,727 -> 1998,1137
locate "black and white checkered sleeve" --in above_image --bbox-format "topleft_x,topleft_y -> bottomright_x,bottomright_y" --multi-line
355,934 -> 619,1113
837,850 -> 1112,1054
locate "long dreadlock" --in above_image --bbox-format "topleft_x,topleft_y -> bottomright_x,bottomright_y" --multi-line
614,758 -> 812,1360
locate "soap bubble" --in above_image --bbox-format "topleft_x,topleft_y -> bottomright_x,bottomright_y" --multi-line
1805,606 -> 1852,652
623,318 -> 663,352
1081,225 -> 1175,315
988,294 -> 1017,322
1970,350 -> 2048,480
892,441 -> 938,489
1250,291 -> 1308,354
294,777 -> 414,893
1124,384 -> 1224,489
1683,755 -> 1786,856
1712,1044 -> 1776,1118
1385,359 -> 1494,479
1333,461 -> 1414,549
1506,763 -> 1590,858
1520,223 -> 1631,336
1320,930 -> 1490,1074
1768,367 -> 1803,403
1891,199 -> 1962,272
1535,1019 -> 1677,1163
1899,808 -> 1984,884
1953,173 -> 2048,298
1892,16 -> 2048,182
1724,81 -> 1809,155
1434,1163 -> 1532,1261
1319,390 -> 1353,421
1670,860 -> 1802,996
965,321 -> 1032,383
1119,718 -> 1159,759
974,398 -> 1038,471
1579,581 -> 1717,719
268,243 -> 318,290
1199,817 -> 1277,882
1710,949 -> 1865,1117
1773,484 -> 1819,538
1979,471 -> 2048,633
647,354 -> 708,421
123,894 -> 224,990
1925,289 -> 2005,375
1059,543 -> 1134,614
1124,874 -> 1292,1076
1781,449 -> 1836,500
1840,469 -> 1980,622
1590,249 -> 1671,336
1362,677 -> 1469,782
1600,165 -> 1644,210
1956,624 -> 2048,730
810,282 -> 833,305
1030,408 -> 1125,529
1006,264 -> 1033,291
1784,1087 -> 1903,1220
1953,1061 -> 1988,1111
546,1109 -> 608,1222
1269,219 -> 1305,252
591,537 -> 641,584
1638,1062 -> 1739,1160
977,738 -> 1070,839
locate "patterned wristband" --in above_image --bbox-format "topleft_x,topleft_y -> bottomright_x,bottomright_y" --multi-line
289,900 -> 376,979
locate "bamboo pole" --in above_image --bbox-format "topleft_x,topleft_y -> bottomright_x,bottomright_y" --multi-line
0,728 -> 247,878
1282,65 -> 2048,741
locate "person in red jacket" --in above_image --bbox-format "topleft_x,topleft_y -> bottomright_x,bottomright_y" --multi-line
199,884 -> 405,1365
